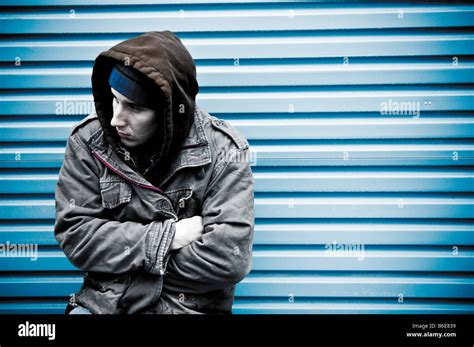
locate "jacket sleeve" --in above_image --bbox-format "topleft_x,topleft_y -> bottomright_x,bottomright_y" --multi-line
163,146 -> 255,294
54,132 -> 175,275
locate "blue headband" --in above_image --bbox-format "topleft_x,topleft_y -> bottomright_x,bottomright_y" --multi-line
108,64 -> 156,108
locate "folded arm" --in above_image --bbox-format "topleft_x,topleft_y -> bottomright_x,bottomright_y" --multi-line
164,147 -> 255,294
54,133 -> 175,275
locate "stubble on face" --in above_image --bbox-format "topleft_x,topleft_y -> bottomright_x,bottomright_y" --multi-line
110,87 -> 158,147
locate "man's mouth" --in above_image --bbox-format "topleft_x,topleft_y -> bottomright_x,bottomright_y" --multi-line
117,129 -> 131,139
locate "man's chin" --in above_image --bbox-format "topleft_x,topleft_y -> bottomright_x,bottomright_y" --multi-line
119,138 -> 138,147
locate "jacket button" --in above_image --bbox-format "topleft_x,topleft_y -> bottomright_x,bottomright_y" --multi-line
156,200 -> 172,212
214,119 -> 226,127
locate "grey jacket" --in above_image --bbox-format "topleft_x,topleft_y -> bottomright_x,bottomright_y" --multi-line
55,107 -> 254,314
55,31 -> 254,314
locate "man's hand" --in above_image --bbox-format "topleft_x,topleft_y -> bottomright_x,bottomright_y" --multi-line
170,216 -> 204,251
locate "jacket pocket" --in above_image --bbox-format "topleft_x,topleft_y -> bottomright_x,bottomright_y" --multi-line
76,272 -> 132,314
158,291 -> 216,314
99,179 -> 132,209
164,187 -> 195,218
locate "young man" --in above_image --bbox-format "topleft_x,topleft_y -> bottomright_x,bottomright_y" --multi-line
54,31 -> 255,314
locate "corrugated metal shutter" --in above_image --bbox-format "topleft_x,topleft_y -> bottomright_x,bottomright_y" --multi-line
0,1 -> 473,314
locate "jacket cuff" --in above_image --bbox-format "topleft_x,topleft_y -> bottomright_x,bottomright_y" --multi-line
144,219 -> 176,275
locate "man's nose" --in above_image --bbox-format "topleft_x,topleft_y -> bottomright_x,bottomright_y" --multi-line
110,104 -> 127,128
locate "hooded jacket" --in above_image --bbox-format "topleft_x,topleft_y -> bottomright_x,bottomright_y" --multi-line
92,31 -> 198,184
54,31 -> 255,314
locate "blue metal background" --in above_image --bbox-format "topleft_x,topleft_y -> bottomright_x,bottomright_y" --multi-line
0,1 -> 473,314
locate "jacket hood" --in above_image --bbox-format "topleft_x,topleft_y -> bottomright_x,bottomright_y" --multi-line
91,31 -> 199,177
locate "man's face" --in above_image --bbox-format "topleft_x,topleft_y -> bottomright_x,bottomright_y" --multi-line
110,87 -> 158,147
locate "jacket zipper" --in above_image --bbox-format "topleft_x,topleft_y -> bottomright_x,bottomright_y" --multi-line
91,149 -> 177,221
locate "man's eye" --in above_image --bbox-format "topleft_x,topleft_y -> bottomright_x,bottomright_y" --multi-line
129,104 -> 142,111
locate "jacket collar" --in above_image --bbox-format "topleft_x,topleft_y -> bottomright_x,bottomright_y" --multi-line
88,107 -> 211,189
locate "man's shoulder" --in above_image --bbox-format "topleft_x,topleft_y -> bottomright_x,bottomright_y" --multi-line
199,109 -> 249,152
69,113 -> 102,141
